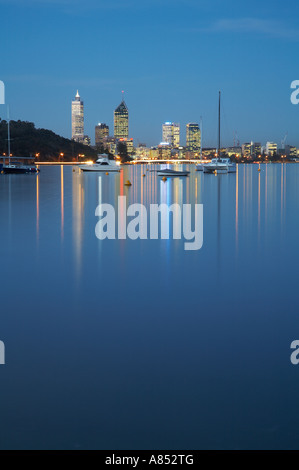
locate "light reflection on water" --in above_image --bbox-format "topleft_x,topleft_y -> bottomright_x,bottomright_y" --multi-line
0,162 -> 299,450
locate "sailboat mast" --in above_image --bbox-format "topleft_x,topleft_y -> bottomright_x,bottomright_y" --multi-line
7,106 -> 11,165
200,116 -> 203,161
218,91 -> 221,160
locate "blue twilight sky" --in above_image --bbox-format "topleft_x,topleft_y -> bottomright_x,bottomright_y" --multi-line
0,0 -> 299,147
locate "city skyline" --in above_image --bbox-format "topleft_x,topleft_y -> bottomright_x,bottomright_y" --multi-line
75,90 -> 295,155
1,0 -> 299,147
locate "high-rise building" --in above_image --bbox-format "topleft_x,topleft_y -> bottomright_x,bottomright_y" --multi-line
114,99 -> 129,139
242,143 -> 251,158
251,142 -> 261,158
186,123 -> 201,152
266,142 -> 277,156
72,90 -> 84,143
95,123 -> 109,147
162,122 -> 173,146
173,123 -> 180,148
285,145 -> 297,158
162,122 -> 180,148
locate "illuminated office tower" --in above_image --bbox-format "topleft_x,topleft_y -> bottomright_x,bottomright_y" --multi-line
173,123 -> 180,148
186,123 -> 201,151
251,142 -> 261,157
114,99 -> 129,139
72,90 -> 84,143
242,142 -> 252,158
162,122 -> 180,148
162,122 -> 173,145
95,123 -> 109,147
266,141 -> 277,156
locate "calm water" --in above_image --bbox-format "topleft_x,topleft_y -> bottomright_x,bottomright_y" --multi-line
1,163 -> 299,450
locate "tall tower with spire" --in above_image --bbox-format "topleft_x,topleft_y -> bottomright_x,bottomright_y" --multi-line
72,90 -> 84,142
114,93 -> 129,139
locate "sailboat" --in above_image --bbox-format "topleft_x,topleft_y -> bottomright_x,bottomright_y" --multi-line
2,107 -> 40,174
203,92 -> 236,174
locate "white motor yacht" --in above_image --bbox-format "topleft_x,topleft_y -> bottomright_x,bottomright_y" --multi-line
78,154 -> 121,172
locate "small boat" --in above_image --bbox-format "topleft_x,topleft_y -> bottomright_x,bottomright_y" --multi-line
196,162 -> 205,171
203,157 -> 236,174
78,154 -> 120,172
157,168 -> 190,177
1,107 -> 40,175
2,162 -> 40,174
203,92 -> 236,174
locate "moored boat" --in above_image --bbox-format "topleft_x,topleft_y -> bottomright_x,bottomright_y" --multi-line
203,92 -> 236,175
203,157 -> 236,174
2,162 -> 40,174
157,168 -> 190,177
78,154 -> 120,172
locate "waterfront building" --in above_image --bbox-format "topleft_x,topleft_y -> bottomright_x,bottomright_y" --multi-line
242,142 -> 252,158
226,146 -> 242,158
114,100 -> 129,139
251,142 -> 261,158
118,137 -> 134,156
149,147 -> 159,160
173,123 -> 180,148
266,142 -> 278,156
95,123 -> 109,147
72,90 -> 84,143
135,145 -> 150,160
158,142 -> 172,159
202,148 -> 217,158
186,123 -> 201,152
125,138 -> 134,155
162,122 -> 173,146
285,145 -> 297,158
104,137 -> 118,155
162,122 -> 180,148
178,146 -> 185,159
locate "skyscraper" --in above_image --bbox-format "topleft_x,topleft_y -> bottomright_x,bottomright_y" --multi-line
173,123 -> 180,148
266,142 -> 277,156
114,99 -> 129,139
186,123 -> 201,152
95,123 -> 109,147
162,122 -> 173,145
162,122 -> 180,148
72,90 -> 84,142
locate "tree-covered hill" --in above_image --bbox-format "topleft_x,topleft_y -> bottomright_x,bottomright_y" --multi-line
0,119 -> 98,161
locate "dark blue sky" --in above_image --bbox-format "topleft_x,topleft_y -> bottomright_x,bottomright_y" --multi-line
0,0 -> 298,147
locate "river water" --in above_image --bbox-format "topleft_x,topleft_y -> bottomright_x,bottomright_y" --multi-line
0,163 -> 299,449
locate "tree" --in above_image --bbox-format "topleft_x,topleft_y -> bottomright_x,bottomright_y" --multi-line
117,141 -> 132,163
